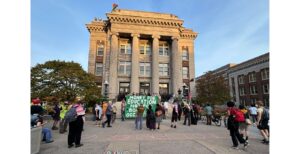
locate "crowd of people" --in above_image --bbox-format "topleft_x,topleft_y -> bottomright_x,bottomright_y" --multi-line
31,96 -> 269,151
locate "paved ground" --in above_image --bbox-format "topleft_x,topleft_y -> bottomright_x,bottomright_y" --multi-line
39,115 -> 269,154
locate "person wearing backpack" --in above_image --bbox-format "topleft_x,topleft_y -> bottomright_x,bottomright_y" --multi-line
239,104 -> 251,143
256,101 -> 269,144
226,101 -> 248,150
68,103 -> 85,148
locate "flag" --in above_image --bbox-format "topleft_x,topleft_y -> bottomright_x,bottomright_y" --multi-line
112,3 -> 118,11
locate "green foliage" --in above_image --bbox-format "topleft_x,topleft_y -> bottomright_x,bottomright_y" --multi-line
31,60 -> 102,102
195,72 -> 231,106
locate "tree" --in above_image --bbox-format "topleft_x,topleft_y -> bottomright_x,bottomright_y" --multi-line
195,71 -> 231,105
31,60 -> 101,102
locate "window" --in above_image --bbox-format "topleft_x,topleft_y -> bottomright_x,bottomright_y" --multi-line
120,42 -> 132,54
140,42 -> 151,55
140,62 -> 151,76
182,67 -> 189,79
238,75 -> 244,84
239,87 -> 245,96
97,44 -> 104,56
182,48 -> 189,60
119,82 -> 130,94
250,85 -> 258,95
159,83 -> 169,94
159,43 -> 169,56
159,64 -> 169,76
140,83 -> 150,95
95,63 -> 103,76
249,72 -> 256,82
119,62 -> 131,75
264,98 -> 269,107
240,99 -> 246,106
251,98 -> 257,104
263,84 -> 269,94
261,68 -> 269,80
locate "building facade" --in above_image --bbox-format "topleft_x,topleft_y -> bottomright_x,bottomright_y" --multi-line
86,9 -> 197,99
228,53 -> 269,107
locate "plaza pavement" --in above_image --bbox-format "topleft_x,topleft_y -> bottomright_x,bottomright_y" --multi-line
39,115 -> 269,154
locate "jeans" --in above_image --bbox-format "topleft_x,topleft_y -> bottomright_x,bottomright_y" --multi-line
184,113 -> 191,125
121,110 -> 125,121
103,114 -> 112,126
206,114 -> 212,125
42,128 -> 53,142
230,122 -> 246,146
135,115 -> 143,130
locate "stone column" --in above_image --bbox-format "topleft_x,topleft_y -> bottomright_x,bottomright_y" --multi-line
130,33 -> 140,94
171,36 -> 182,95
188,45 -> 195,97
151,34 -> 160,95
108,33 -> 119,99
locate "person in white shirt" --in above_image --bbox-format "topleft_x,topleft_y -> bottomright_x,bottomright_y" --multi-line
95,103 -> 102,127
164,101 -> 169,119
248,104 -> 258,123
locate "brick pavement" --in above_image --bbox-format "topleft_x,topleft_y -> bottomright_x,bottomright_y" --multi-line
38,117 -> 269,154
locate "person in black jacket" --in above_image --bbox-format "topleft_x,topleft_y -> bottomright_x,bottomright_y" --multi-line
183,103 -> 191,126
68,103 -> 85,148
146,105 -> 156,130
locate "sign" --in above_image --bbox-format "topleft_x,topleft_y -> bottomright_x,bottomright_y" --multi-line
125,95 -> 158,118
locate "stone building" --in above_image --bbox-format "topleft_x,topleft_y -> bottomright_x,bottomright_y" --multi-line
86,9 -> 197,99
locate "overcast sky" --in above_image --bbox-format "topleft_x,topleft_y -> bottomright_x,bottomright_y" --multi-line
31,0 -> 269,77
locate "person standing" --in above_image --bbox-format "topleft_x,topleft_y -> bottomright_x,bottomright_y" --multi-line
248,104 -> 258,124
111,101 -> 117,124
135,104 -> 145,130
146,105 -> 156,130
239,104 -> 250,143
163,101 -> 168,119
102,101 -> 113,128
68,103 -> 85,148
31,98 -> 44,115
183,103 -> 191,126
95,103 -> 102,126
121,99 -> 126,121
171,98 -> 179,128
256,101 -> 269,144
59,101 -> 69,133
155,103 -> 163,129
52,102 -> 60,130
226,101 -> 248,149
204,104 -> 213,125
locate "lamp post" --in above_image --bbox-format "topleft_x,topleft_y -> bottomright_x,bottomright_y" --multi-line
182,83 -> 189,104
104,80 -> 109,99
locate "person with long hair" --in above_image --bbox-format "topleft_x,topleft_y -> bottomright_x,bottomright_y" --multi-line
171,98 -> 179,128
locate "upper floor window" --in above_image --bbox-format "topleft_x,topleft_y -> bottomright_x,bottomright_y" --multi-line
140,42 -> 151,55
97,44 -> 104,56
182,48 -> 189,60
95,63 -> 103,76
238,75 -> 244,84
140,62 -> 151,76
120,42 -> 132,54
261,68 -> 269,80
182,67 -> 189,79
239,87 -> 245,96
159,64 -> 169,76
263,84 -> 269,94
119,61 -> 131,75
250,85 -> 258,95
249,72 -> 256,83
159,42 -> 169,56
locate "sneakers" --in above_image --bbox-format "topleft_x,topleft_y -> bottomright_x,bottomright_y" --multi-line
107,125 -> 112,127
244,141 -> 248,148
231,146 -> 239,150
68,144 -> 74,148
45,140 -> 54,143
75,144 -> 83,148
102,123 -> 105,128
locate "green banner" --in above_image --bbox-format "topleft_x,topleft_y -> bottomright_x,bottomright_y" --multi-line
125,95 -> 158,118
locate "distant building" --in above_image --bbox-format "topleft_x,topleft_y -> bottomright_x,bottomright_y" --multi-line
86,9 -> 197,99
195,53 -> 269,107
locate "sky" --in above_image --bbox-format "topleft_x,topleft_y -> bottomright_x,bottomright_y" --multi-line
31,0 -> 269,77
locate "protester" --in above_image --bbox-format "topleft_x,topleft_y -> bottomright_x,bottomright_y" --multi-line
52,102 -> 60,130
256,101 -> 269,144
171,98 -> 179,128
248,104 -> 258,124
178,102 -> 183,121
239,104 -> 250,143
59,101 -> 69,134
95,102 -> 102,127
226,101 -> 248,149
135,104 -> 145,130
102,101 -> 113,128
31,113 -> 54,144
121,99 -> 126,121
111,101 -> 117,124
31,98 -> 44,115
204,104 -> 213,125
191,104 -> 199,125
183,103 -> 191,126
146,105 -> 156,131
68,103 -> 85,148
163,101 -> 168,119
155,103 -> 163,129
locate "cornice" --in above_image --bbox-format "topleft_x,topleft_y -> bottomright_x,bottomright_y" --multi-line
180,28 -> 198,40
86,20 -> 108,33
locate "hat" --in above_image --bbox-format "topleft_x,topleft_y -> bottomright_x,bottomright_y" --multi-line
32,98 -> 41,105
76,105 -> 85,116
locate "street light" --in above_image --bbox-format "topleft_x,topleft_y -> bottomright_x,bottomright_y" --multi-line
104,80 -> 109,99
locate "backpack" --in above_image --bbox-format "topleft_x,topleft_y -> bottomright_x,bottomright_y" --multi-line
262,108 -> 269,121
64,107 -> 77,123
231,108 -> 245,122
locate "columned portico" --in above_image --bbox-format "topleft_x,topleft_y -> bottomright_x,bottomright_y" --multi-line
108,32 -> 119,98
130,33 -> 140,94
171,36 -> 182,95
151,34 -> 160,95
